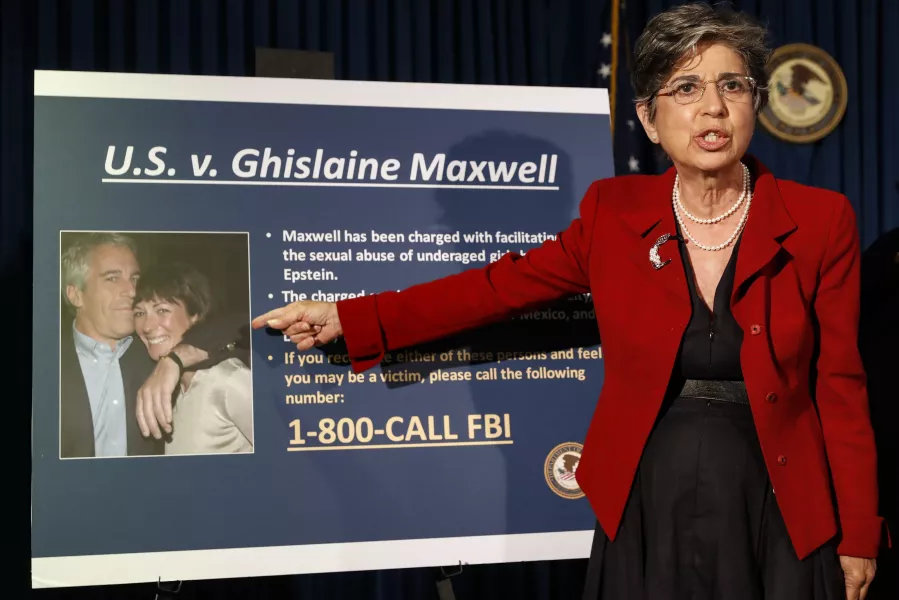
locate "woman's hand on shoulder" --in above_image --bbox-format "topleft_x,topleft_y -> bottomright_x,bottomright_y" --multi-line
252,300 -> 343,351
839,555 -> 876,600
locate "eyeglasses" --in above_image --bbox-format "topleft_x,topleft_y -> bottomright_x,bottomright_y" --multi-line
656,75 -> 757,105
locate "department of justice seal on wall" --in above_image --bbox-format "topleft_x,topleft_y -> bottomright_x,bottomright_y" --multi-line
544,442 -> 584,499
758,43 -> 848,144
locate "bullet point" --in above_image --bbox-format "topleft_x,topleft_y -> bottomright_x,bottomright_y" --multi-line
268,293 -> 273,299
267,355 -> 273,361
266,232 -> 271,238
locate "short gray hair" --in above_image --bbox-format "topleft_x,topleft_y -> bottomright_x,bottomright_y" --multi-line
61,232 -> 138,308
632,2 -> 771,122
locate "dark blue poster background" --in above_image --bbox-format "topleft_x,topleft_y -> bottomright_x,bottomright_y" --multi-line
32,92 -> 614,558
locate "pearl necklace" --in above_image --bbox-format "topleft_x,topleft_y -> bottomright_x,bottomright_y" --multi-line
675,163 -> 750,224
673,164 -> 751,252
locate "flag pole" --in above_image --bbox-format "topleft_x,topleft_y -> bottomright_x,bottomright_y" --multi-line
610,0 -> 620,136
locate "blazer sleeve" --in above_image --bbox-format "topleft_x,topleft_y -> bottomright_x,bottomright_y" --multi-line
335,180 -> 603,372
180,310 -> 251,372
813,196 -> 886,558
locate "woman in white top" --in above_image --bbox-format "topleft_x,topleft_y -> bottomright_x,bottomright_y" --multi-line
132,263 -> 253,455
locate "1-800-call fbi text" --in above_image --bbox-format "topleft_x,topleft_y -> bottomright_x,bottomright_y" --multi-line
288,413 -> 512,449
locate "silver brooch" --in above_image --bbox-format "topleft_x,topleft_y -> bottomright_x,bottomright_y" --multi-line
649,233 -> 672,270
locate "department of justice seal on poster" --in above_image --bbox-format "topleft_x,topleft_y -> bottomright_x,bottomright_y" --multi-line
759,43 -> 848,143
544,442 -> 584,499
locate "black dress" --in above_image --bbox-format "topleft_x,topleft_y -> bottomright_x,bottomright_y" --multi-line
581,234 -> 845,600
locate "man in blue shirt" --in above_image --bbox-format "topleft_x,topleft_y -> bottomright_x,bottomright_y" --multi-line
60,232 -> 247,458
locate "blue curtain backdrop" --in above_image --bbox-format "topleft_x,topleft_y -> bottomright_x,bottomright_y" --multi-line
3,1 -> 896,598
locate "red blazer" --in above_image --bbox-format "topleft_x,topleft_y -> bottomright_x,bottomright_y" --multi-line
336,156 -> 887,559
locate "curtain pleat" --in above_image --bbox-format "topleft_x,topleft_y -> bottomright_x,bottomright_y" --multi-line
475,0 -> 497,84
392,0 -> 413,82
346,0 -> 370,81
525,0 -> 548,86
882,0 -> 899,232
411,0 -> 432,82
324,0 -> 344,78
277,0 -> 300,50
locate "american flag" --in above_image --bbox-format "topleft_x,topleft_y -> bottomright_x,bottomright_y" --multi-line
595,1 -> 664,177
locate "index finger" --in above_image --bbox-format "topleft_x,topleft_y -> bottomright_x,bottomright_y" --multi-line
159,386 -> 173,427
251,305 -> 291,329
136,393 -> 149,437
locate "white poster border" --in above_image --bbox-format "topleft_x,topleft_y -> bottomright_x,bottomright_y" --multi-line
33,530 -> 594,588
33,70 -> 608,588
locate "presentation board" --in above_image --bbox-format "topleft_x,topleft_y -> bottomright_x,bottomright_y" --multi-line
31,70 -> 613,588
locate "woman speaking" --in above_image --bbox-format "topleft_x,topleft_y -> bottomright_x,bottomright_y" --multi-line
254,4 -> 885,599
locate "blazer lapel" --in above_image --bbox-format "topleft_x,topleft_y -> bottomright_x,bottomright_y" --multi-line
618,158 -> 796,315
732,158 -> 797,305
620,167 -> 691,310
60,322 -> 96,458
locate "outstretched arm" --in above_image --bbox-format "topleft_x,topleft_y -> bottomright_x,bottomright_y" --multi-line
255,181 -> 602,371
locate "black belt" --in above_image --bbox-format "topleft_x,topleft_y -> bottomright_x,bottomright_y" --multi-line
678,379 -> 749,405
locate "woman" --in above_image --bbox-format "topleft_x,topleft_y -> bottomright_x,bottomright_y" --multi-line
134,263 -> 253,455
254,4 -> 885,598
